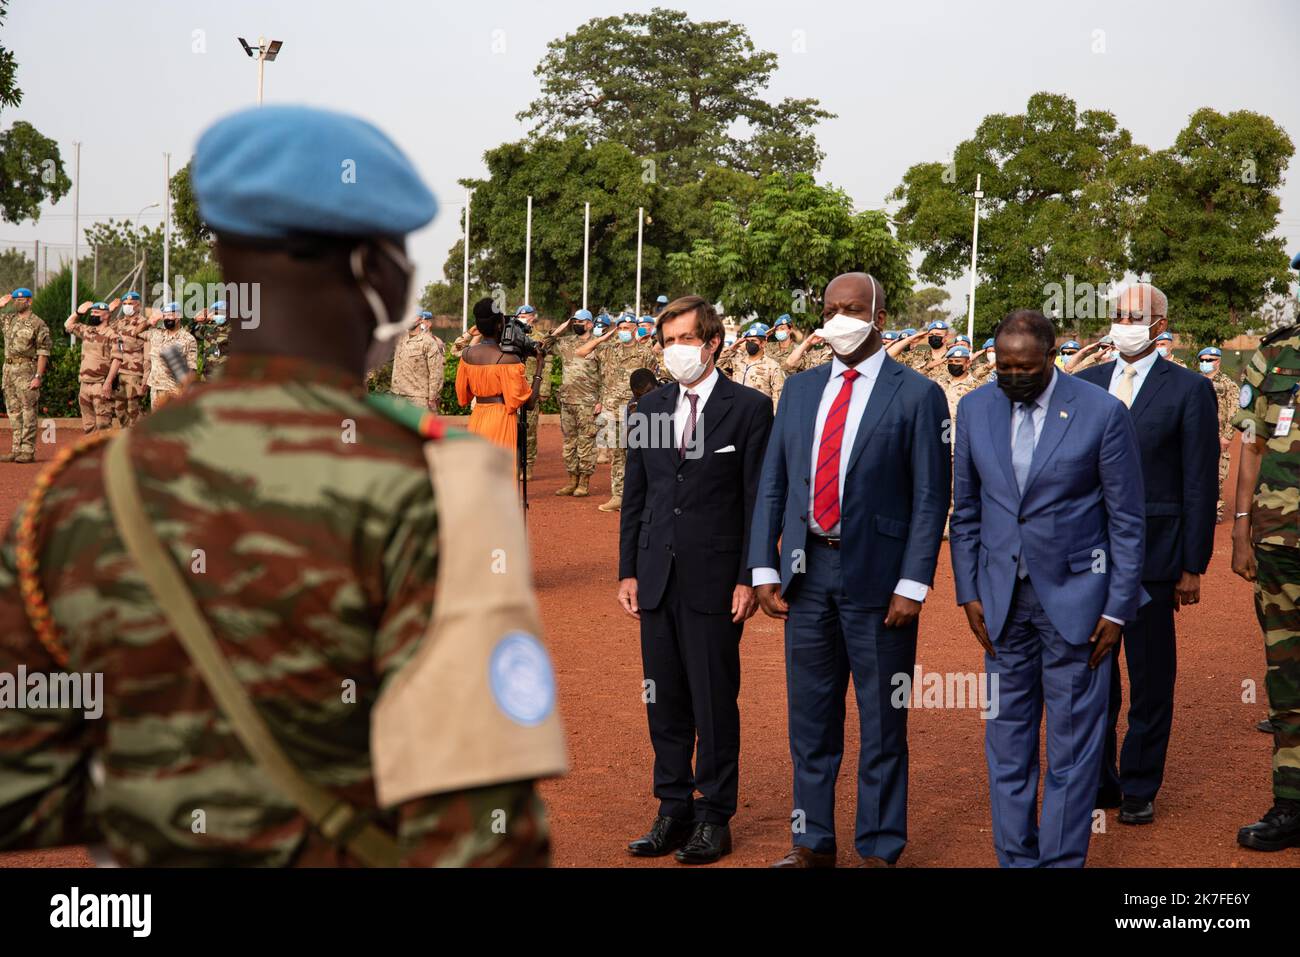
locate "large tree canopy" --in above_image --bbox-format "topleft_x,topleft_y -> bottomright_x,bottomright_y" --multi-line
518,7 -> 833,183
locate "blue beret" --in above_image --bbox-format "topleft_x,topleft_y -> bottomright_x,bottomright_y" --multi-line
1292,251 -> 1300,270
617,313 -> 636,325
946,345 -> 971,358
926,320 -> 949,331
11,287 -> 32,298
774,314 -> 792,326
955,334 -> 971,344
1155,331 -> 1174,342
192,105 -> 437,240
122,291 -> 141,302
655,295 -> 669,305
162,301 -> 181,313
515,304 -> 536,316
881,330 -> 899,341
1061,340 -> 1081,350
639,315 -> 654,324
1198,346 -> 1222,358
92,301 -> 109,310
983,338 -> 995,349
742,323 -> 769,338
210,300 -> 227,312
417,310 -> 433,320
573,309 -> 593,321
902,328 -> 918,336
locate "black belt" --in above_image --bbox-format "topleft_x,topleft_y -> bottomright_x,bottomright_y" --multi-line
808,534 -> 841,550
475,395 -> 505,404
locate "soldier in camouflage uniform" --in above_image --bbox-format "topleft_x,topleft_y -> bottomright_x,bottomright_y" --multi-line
781,329 -> 833,374
543,309 -> 600,497
1231,279 -> 1300,851
1199,346 -> 1237,523
0,288 -> 52,463
579,313 -> 655,512
515,306 -> 545,481
764,314 -> 798,369
104,297 -> 161,426
390,310 -> 446,411
193,300 -> 232,379
65,299 -> 116,434
886,327 -> 930,372
727,323 -> 784,411
0,105 -> 565,867
144,302 -> 200,408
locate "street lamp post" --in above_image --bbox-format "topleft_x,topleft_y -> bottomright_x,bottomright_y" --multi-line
238,36 -> 284,106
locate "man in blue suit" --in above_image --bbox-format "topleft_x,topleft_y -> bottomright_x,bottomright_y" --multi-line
749,272 -> 950,868
1076,283 -> 1219,825
951,309 -> 1145,867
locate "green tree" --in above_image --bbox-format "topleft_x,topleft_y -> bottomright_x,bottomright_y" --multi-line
1122,108 -> 1295,346
0,245 -> 32,292
81,219 -> 211,303
890,92 -> 1132,339
667,172 -> 913,324
169,160 -> 212,249
518,8 -> 833,183
0,0 -> 71,223
894,286 -> 956,330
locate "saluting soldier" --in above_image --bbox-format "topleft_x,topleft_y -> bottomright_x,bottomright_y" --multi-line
725,322 -> 783,410
579,312 -> 650,512
1198,346 -> 1237,523
391,310 -> 446,411
192,299 -> 232,378
781,328 -> 832,374
104,296 -> 151,426
143,300 -> 200,409
0,287 -> 52,463
544,308 -> 601,497
0,105 -> 566,866
65,298 -> 117,434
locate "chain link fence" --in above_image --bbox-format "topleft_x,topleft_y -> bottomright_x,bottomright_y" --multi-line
0,239 -> 162,303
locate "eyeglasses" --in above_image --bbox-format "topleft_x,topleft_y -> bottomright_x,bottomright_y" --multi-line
1114,312 -> 1165,324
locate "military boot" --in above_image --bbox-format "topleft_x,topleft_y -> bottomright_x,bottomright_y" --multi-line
555,473 -> 578,496
573,474 -> 591,497
1238,799 -> 1300,851
597,495 -> 621,512
0,451 -> 17,463
13,452 -> 34,464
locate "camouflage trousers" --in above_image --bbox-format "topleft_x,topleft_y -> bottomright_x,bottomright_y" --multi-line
558,402 -> 597,477
1216,448 -> 1230,521
393,391 -> 435,411
526,408 -> 539,468
77,379 -> 114,433
112,373 -> 145,428
1255,543 -> 1300,800
2,361 -> 39,456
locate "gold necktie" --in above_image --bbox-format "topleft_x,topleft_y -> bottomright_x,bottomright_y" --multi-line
1116,364 -> 1137,408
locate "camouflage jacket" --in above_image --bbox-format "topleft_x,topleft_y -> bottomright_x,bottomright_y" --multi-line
1232,324 -> 1300,549
544,334 -> 601,404
0,354 -> 550,866
391,330 -> 446,406
943,373 -> 980,424
731,354 -> 784,409
1,311 -> 52,364
194,321 -> 231,375
765,339 -> 798,368
145,326 -> 200,391
597,339 -> 656,408
109,315 -> 149,376
66,319 -> 114,383
1208,370 -> 1237,439
787,341 -> 832,373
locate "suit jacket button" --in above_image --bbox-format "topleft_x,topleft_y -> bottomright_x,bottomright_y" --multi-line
1011,554 -> 1018,563
673,507 -> 682,516
676,474 -> 684,482
1018,517 -> 1026,524
800,514 -> 808,523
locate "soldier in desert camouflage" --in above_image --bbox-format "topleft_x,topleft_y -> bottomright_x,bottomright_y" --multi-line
544,308 -> 601,497
64,299 -> 117,434
390,310 -> 446,411
192,299 -> 232,378
102,296 -> 151,426
578,312 -> 655,512
1198,346 -> 1237,523
0,105 -> 565,867
781,328 -> 833,374
723,323 -> 783,410
143,301 -> 200,409
0,287 -> 52,463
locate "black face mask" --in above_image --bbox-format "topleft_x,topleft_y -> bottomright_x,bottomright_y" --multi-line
998,368 -> 1051,405
163,319 -> 177,329
947,363 -> 966,378
744,341 -> 760,356
572,323 -> 587,335
928,336 -> 945,349
86,315 -> 102,326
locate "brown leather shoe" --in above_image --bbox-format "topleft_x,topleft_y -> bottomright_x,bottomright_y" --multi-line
856,855 -> 894,868
771,846 -> 835,868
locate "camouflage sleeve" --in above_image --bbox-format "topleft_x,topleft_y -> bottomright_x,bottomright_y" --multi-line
36,320 -> 52,357
0,497 -> 101,851
185,333 -> 199,372
1231,348 -> 1269,439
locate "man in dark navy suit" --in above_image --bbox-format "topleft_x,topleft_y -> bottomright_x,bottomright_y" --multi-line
1077,283 -> 1219,825
618,295 -> 773,865
748,273 -> 950,867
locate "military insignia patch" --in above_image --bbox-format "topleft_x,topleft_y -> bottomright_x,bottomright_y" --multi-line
1239,383 -> 1253,409
489,632 -> 556,727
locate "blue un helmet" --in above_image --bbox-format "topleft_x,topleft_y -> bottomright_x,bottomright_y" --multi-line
209,299 -> 228,325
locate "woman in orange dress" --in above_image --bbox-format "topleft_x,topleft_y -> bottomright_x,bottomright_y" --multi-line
454,301 -> 546,469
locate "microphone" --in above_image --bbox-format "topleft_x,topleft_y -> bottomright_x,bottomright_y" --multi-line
160,344 -> 191,385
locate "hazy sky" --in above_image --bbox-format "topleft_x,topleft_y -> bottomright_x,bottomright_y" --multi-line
5,0 -> 1299,309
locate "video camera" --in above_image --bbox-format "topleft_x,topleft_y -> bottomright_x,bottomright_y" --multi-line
498,314 -> 539,358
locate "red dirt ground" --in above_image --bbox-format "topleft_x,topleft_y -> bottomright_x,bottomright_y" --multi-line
0,422 -> 1290,868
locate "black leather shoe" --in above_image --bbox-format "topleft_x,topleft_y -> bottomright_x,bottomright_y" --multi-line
1238,800 -> 1300,852
674,822 -> 732,864
627,816 -> 692,857
1257,717 -> 1277,734
1095,786 -> 1123,810
1118,798 -> 1155,825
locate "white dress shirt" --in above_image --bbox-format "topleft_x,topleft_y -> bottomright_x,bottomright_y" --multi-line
752,348 -> 928,602
673,367 -> 719,449
1106,348 -> 1160,402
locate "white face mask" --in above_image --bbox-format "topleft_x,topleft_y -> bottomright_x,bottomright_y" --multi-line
1108,322 -> 1153,357
663,342 -> 709,384
815,312 -> 874,356
122,304 -> 137,316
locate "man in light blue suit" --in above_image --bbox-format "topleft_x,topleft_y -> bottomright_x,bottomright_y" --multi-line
950,309 -> 1145,867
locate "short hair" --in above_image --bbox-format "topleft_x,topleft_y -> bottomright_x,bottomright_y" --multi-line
655,295 -> 724,362
1119,282 -> 1168,322
472,296 -> 502,338
629,367 -> 658,396
994,309 -> 1056,355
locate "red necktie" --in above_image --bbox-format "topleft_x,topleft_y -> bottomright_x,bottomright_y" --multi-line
812,368 -> 859,531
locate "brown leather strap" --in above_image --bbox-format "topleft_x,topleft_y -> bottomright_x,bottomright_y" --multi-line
475,395 -> 505,404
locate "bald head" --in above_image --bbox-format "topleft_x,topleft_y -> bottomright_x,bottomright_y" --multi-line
823,272 -> 886,325
1115,283 -> 1168,325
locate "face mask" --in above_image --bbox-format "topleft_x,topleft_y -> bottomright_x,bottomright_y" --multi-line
815,312 -> 874,357
617,329 -> 633,343
86,314 -> 102,326
1156,346 -> 1170,358
928,335 -> 944,349
987,351 -> 996,364
998,369 -> 1050,405
1108,322 -> 1153,357
163,318 -> 177,329
775,329 -> 789,342
1199,361 -> 1215,373
637,327 -> 651,339
663,342 -> 709,383
123,304 -> 137,316
593,326 -> 606,337
947,363 -> 966,377
745,341 -> 760,356
213,314 -> 227,326
572,323 -> 587,335
351,240 -> 416,373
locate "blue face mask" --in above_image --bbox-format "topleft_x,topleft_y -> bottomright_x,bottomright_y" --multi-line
1157,346 -> 1169,358
213,314 -> 227,326
1199,361 -> 1215,373
618,329 -> 633,343
637,327 -> 651,339
775,329 -> 789,341
593,326 -> 606,337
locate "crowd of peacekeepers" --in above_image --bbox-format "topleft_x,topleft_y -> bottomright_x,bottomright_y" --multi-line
0,288 -> 231,460
391,304 -> 1241,522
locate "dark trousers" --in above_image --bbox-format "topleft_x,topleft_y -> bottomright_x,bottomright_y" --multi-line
986,577 -> 1109,867
639,567 -> 742,825
785,540 -> 916,862
1101,579 -> 1177,803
